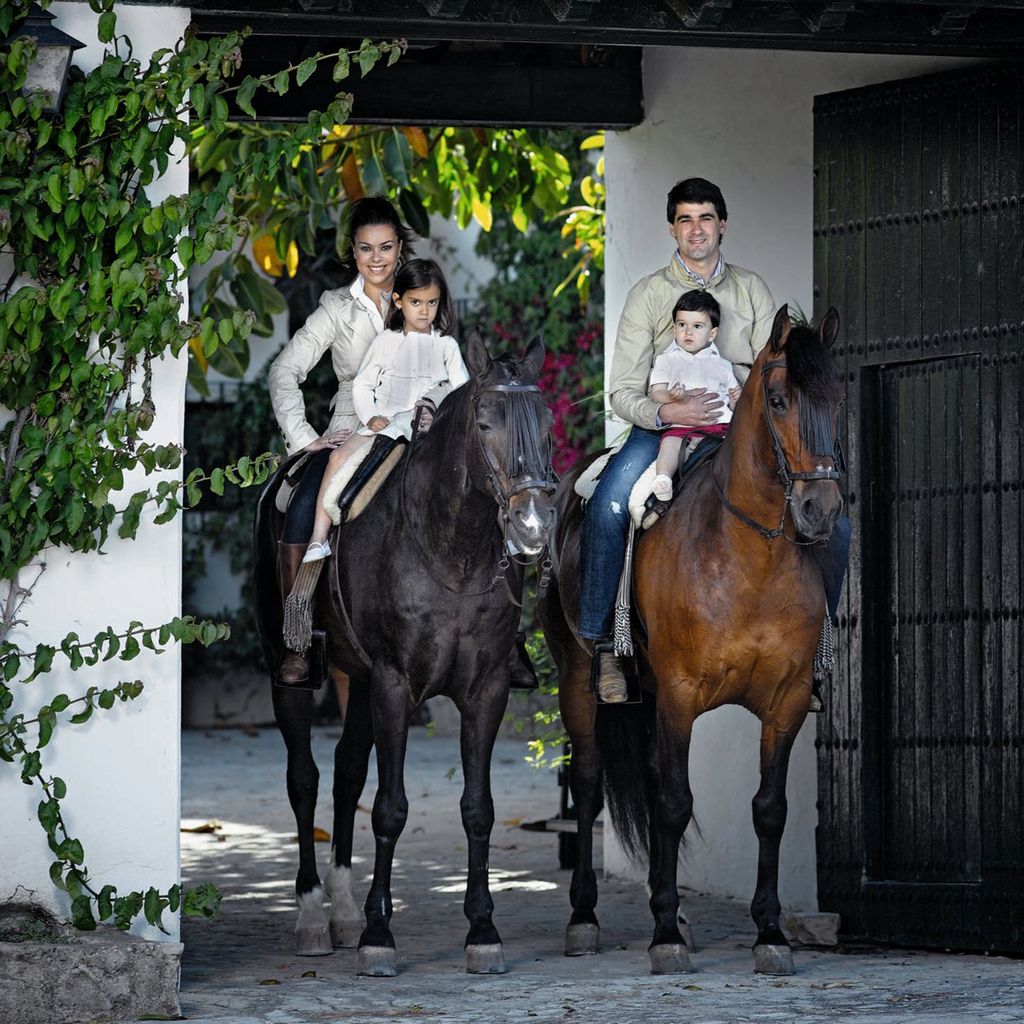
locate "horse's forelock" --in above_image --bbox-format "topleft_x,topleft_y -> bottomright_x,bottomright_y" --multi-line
784,323 -> 841,458
784,324 -> 840,409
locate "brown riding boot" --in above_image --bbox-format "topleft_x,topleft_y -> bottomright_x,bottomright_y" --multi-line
278,541 -> 309,685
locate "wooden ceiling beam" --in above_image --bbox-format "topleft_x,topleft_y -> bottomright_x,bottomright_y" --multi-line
186,0 -> 1024,57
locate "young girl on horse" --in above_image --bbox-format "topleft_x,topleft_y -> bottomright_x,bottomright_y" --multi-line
302,258 -> 469,563
649,289 -> 741,504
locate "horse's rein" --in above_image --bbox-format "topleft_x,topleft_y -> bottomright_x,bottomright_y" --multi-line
713,357 -> 840,544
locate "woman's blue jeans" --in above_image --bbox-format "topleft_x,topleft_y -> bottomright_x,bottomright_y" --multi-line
579,425 -> 852,640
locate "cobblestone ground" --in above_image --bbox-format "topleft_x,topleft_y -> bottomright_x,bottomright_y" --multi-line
180,725 -> 1023,1024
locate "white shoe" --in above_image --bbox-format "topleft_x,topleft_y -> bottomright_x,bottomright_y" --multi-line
652,474 -> 673,502
302,540 -> 331,563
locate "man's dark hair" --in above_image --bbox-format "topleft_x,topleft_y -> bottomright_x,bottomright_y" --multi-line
666,177 -> 727,223
672,288 -> 721,329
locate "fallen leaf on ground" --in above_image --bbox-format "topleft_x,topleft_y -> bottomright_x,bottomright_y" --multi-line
180,820 -> 221,834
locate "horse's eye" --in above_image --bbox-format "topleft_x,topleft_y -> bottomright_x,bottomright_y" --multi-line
477,421 -> 493,432
768,393 -> 787,411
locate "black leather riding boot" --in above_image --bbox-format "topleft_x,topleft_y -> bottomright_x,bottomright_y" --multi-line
278,541 -> 310,685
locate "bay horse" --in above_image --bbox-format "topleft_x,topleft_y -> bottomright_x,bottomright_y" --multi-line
253,333 -> 555,976
539,305 -> 843,976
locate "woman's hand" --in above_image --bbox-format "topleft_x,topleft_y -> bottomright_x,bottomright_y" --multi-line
304,429 -> 352,452
367,416 -> 390,432
728,386 -> 742,409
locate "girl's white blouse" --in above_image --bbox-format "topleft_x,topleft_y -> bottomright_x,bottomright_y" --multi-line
352,329 -> 469,440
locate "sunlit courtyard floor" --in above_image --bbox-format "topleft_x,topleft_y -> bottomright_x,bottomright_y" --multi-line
180,723 -> 1023,1024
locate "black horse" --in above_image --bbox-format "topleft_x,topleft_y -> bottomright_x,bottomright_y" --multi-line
253,333 -> 556,976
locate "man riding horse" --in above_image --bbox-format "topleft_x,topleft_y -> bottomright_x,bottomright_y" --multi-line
583,179 -> 775,689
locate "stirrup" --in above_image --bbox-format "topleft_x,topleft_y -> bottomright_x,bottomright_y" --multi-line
275,629 -> 328,691
589,642 -> 642,705
808,677 -> 825,714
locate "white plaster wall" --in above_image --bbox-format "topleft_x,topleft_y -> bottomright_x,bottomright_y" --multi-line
603,46 -> 983,910
0,4 -> 191,941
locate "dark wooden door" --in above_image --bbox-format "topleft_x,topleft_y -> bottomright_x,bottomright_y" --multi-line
814,62 -> 1023,953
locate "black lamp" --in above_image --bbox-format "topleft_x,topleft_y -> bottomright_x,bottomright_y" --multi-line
8,4 -> 85,113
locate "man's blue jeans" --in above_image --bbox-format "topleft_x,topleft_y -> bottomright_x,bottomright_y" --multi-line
579,425 -> 852,640
580,427 -> 662,639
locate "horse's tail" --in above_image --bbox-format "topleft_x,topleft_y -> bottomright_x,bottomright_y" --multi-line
596,700 -> 655,863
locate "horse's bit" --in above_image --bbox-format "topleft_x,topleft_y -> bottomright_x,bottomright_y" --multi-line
713,357 -> 841,543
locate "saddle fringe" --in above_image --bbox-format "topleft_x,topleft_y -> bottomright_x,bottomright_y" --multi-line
283,559 -> 324,653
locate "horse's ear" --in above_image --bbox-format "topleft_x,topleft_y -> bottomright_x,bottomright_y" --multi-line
819,306 -> 841,349
466,330 -> 491,380
767,304 -> 791,353
522,334 -> 545,383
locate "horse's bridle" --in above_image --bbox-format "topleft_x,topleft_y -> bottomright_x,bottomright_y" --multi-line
713,357 -> 841,543
399,380 -> 555,602
473,381 -> 557,598
474,382 -> 557,509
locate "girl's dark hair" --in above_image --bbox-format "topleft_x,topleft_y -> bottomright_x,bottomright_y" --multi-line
387,258 -> 457,337
339,196 -> 414,280
672,288 -> 721,328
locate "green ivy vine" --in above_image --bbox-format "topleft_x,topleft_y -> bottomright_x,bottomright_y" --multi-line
0,0 -> 403,932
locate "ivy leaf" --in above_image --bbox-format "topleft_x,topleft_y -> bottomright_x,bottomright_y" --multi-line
273,70 -> 289,96
295,57 -> 318,87
71,895 -> 96,931
236,77 -> 259,118
332,51 -> 350,82
69,702 -> 94,726
357,40 -> 381,77
183,882 -> 223,918
143,887 -> 164,928
97,10 -> 117,43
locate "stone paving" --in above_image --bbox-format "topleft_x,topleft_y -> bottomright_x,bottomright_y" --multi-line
179,723 -> 1024,1024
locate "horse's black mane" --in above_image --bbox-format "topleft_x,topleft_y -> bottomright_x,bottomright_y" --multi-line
784,321 -> 841,459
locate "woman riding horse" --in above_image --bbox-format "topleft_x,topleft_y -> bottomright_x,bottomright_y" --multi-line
539,305 -> 843,976
254,332 -> 555,975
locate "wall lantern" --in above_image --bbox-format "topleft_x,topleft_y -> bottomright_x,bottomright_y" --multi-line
7,4 -> 85,113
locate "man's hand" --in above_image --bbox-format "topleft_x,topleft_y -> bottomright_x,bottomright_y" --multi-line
367,416 -> 390,432
304,428 -> 352,452
658,387 -> 725,426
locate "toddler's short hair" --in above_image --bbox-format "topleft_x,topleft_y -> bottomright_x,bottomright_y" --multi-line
672,289 -> 721,329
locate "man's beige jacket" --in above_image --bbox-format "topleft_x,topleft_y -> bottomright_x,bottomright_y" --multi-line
609,256 -> 775,430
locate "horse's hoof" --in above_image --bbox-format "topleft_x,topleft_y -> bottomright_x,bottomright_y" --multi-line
331,916 -> 364,948
753,943 -> 795,976
466,943 -> 507,974
296,925 -> 333,956
649,943 -> 695,974
564,922 -> 600,956
357,945 -> 398,977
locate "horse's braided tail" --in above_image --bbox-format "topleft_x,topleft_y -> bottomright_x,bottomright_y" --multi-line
596,700 -> 654,862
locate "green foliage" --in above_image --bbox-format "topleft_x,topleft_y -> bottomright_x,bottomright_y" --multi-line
188,121 -> 576,390
0,0 -> 378,931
